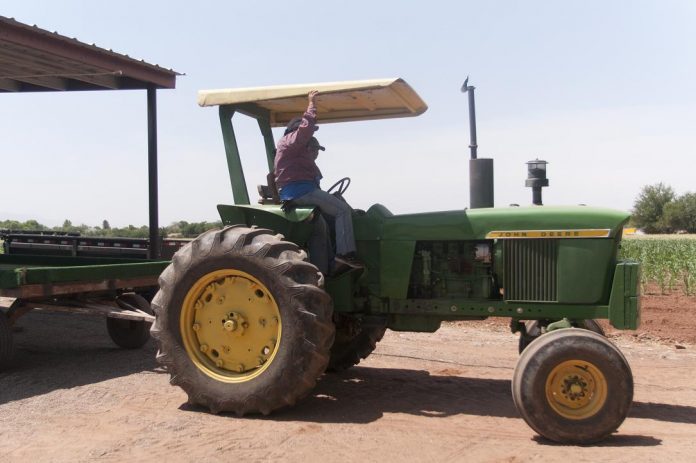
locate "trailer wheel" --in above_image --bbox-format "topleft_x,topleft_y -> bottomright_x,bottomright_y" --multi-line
0,311 -> 16,370
107,293 -> 153,349
328,316 -> 387,372
151,226 -> 334,415
518,319 -> 605,354
512,329 -> 633,444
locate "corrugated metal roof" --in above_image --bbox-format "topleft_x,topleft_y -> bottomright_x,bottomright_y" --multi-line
0,15 -> 179,92
198,78 -> 428,126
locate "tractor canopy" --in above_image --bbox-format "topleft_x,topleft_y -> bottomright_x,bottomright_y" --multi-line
199,78 -> 428,206
198,77 -> 428,125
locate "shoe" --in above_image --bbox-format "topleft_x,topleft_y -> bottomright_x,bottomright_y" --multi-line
330,255 -> 363,276
336,252 -> 359,262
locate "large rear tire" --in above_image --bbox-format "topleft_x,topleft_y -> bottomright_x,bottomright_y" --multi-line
327,315 -> 387,372
106,293 -> 152,349
512,329 -> 633,444
0,311 -> 15,371
151,226 -> 334,415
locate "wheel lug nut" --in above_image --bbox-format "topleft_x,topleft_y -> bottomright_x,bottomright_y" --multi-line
224,320 -> 237,331
217,296 -> 225,305
200,344 -> 209,353
215,359 -> 224,367
237,364 -> 245,373
192,323 -> 200,332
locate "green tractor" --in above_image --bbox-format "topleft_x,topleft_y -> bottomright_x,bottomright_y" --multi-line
151,78 -> 640,444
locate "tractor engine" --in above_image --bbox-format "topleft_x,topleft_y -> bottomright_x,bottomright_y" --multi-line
407,241 -> 498,299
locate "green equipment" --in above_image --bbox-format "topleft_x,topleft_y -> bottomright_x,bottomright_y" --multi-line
151,78 -> 640,444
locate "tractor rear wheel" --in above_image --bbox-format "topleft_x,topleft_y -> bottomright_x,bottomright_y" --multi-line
518,319 -> 604,354
0,311 -> 15,371
327,315 -> 387,372
151,226 -> 334,415
107,293 -> 152,349
512,328 -> 633,444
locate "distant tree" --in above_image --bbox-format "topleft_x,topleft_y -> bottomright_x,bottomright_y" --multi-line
632,183 -> 675,233
102,220 -> 111,230
24,219 -> 47,231
62,219 -> 73,229
663,193 -> 696,233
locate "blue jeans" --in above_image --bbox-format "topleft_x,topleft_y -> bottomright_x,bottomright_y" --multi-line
293,189 -> 357,257
305,214 -> 332,274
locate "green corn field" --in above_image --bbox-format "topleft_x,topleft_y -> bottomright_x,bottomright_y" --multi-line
620,235 -> 696,296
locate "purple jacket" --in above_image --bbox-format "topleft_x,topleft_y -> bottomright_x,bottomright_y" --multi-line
274,102 -> 322,189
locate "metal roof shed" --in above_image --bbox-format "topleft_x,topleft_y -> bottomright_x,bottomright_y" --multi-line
0,16 -> 179,256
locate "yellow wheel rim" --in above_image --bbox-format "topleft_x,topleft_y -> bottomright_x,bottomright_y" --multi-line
180,269 -> 281,383
545,359 -> 608,420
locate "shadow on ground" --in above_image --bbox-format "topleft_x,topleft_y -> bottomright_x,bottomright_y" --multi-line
0,311 -> 160,405
182,366 -> 516,423
533,434 -> 662,447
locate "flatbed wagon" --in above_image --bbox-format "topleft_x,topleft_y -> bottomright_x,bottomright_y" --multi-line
0,17 -> 179,368
0,224 -> 190,369
0,237 -> 181,368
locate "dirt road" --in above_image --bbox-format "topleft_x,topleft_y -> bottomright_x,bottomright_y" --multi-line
1,309 -> 694,463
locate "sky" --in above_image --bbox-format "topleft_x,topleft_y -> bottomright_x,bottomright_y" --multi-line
1,0 -> 695,227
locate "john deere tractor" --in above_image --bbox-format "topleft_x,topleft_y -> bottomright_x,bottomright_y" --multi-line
151,78 -> 640,444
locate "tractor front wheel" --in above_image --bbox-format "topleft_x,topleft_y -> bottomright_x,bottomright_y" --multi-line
518,319 -> 605,353
512,328 -> 633,444
151,226 -> 334,415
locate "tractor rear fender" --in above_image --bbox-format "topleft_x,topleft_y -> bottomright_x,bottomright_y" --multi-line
217,204 -> 316,245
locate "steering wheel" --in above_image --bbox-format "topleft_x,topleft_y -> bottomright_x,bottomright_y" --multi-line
327,177 -> 351,196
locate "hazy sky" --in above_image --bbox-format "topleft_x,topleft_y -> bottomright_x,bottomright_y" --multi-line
1,1 -> 695,227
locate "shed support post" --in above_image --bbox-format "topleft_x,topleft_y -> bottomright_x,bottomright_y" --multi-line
147,85 -> 160,258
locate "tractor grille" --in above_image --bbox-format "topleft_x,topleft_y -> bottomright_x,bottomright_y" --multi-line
503,239 -> 558,302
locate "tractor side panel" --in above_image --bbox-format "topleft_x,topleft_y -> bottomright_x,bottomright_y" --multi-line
501,238 -> 617,305
557,238 -> 617,304
379,240 -> 416,299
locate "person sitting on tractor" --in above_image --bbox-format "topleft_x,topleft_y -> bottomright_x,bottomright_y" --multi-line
274,90 -> 358,274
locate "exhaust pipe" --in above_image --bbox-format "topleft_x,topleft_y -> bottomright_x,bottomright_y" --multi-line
461,78 -> 494,209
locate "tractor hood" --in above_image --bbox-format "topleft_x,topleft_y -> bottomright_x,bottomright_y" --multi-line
359,205 -> 630,241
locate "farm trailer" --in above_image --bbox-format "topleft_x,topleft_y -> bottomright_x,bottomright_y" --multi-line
0,17 -> 179,366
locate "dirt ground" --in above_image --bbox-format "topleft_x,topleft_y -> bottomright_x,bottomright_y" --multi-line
1,293 -> 695,463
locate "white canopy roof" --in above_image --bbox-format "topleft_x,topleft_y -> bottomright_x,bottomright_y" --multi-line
197,78 -> 427,126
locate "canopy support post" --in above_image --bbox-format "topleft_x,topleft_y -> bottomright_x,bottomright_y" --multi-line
147,85 -> 160,258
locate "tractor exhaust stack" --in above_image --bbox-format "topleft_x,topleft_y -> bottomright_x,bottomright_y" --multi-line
461,78 -> 494,209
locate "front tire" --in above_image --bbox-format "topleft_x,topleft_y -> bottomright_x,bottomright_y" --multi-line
151,226 -> 334,415
512,329 -> 633,444
518,319 -> 605,354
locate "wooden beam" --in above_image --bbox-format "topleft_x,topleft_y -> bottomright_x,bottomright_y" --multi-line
0,47 -> 121,89
0,78 -> 20,91
0,21 -> 176,88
